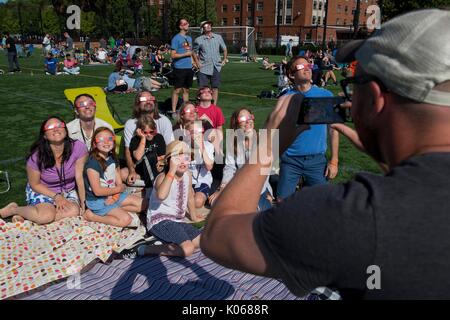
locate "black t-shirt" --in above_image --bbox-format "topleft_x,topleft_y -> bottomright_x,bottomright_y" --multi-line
6,37 -> 17,53
253,153 -> 450,299
129,134 -> 166,187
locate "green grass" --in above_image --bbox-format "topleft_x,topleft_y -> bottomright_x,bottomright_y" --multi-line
0,50 -> 381,207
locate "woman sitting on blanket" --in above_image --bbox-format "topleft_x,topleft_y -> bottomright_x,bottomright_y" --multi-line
0,116 -> 88,224
82,127 -> 145,227
122,141 -> 205,258
208,108 -> 273,211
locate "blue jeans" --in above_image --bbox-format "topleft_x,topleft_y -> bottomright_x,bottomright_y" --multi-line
258,190 -> 272,212
277,153 -> 328,200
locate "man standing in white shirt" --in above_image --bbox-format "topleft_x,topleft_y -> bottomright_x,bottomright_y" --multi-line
67,94 -> 114,151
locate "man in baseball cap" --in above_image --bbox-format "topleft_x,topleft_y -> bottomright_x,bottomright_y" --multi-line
201,9 -> 450,299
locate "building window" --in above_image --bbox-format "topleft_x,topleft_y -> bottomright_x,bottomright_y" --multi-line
233,4 -> 241,12
234,17 -> 240,25
247,3 -> 252,11
344,19 -> 347,25
286,0 -> 293,9
336,18 -> 341,25
318,16 -> 321,25
312,16 -> 317,25
221,18 -> 228,26
222,4 -> 227,12
285,15 -> 292,24
319,1 -> 322,10
337,4 -> 341,13
257,2 -> 263,11
247,17 -> 253,26
256,32 -> 263,40
257,16 -> 263,25
345,6 -> 348,13
313,1 -> 317,10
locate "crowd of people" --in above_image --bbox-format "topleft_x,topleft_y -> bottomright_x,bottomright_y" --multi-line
2,9 -> 448,299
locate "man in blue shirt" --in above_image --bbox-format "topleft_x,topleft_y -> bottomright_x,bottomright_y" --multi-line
44,53 -> 58,75
170,18 -> 194,116
277,56 -> 340,202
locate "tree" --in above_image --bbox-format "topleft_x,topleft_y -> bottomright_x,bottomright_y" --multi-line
42,5 -> 60,34
80,11 -> 96,36
381,0 -> 450,21
0,7 -> 21,33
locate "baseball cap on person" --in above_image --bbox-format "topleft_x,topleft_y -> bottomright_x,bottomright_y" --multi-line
200,20 -> 213,28
336,9 -> 450,106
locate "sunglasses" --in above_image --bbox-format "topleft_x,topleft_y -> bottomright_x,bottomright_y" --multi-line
295,63 -> 314,71
143,129 -> 156,135
139,96 -> 156,103
173,154 -> 191,162
180,22 -> 189,26
182,108 -> 198,115
238,115 -> 255,123
95,136 -> 115,143
77,100 -> 96,109
44,122 -> 66,131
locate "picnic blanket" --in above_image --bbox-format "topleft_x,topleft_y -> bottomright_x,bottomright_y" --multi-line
19,251 -> 304,300
0,216 -> 146,300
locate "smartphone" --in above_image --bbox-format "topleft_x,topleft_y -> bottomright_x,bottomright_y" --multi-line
297,96 -> 347,124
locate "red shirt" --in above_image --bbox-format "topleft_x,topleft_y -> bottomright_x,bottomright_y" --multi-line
196,104 -> 225,129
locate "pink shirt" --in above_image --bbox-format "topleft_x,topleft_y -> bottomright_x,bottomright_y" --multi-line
26,140 -> 88,193
64,59 -> 77,68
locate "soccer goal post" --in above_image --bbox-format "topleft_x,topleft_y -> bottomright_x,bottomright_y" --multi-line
189,26 -> 257,57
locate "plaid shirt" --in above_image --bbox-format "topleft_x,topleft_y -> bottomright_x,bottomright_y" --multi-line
193,33 -> 227,76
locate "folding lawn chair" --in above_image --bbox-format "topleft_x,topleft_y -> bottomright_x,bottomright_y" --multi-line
64,86 -> 125,155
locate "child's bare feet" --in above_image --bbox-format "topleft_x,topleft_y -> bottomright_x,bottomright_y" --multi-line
0,202 -> 18,219
12,215 -> 25,223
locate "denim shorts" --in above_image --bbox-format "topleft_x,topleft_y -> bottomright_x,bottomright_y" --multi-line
25,183 -> 79,206
86,192 -> 129,216
198,67 -> 221,88
150,220 -> 201,245
193,183 -> 211,198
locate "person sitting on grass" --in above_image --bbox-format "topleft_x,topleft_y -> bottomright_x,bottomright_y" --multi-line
121,140 -> 205,259
83,127 -> 145,227
107,62 -> 132,93
44,52 -> 60,75
0,116 -> 88,224
129,115 -> 166,189
262,56 -> 277,70
63,54 -> 80,75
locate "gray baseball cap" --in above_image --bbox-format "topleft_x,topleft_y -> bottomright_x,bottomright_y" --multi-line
336,9 -> 450,106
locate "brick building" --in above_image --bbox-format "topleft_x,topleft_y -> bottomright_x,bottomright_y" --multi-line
215,0 -> 379,47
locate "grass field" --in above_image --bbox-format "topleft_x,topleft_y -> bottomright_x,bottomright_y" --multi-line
0,50 -> 381,207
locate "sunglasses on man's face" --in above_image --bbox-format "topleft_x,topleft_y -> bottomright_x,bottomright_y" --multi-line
77,100 -> 96,109
95,136 -> 114,143
44,122 -> 65,131
139,96 -> 156,103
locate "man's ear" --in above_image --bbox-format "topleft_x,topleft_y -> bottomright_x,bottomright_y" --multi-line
368,81 -> 385,115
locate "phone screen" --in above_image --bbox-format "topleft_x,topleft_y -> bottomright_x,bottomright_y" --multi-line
298,96 -> 347,124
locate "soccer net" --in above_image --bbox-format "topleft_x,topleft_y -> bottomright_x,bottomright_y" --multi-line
189,26 -> 257,58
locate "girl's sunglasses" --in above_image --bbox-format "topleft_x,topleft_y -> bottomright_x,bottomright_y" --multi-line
44,122 -> 66,131
238,114 -> 255,123
182,108 -> 198,115
173,154 -> 191,162
95,136 -> 115,143
143,129 -> 156,135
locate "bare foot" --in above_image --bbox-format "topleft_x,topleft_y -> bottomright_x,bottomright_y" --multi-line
82,209 -> 93,222
12,215 -> 25,223
0,202 -> 18,219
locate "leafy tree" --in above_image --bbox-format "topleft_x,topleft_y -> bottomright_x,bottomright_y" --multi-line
381,0 -> 450,20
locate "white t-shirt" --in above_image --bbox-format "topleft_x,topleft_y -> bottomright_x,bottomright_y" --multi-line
97,50 -> 107,60
42,36 -> 51,50
124,115 -> 174,147
67,117 -> 114,151
189,141 -> 214,188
